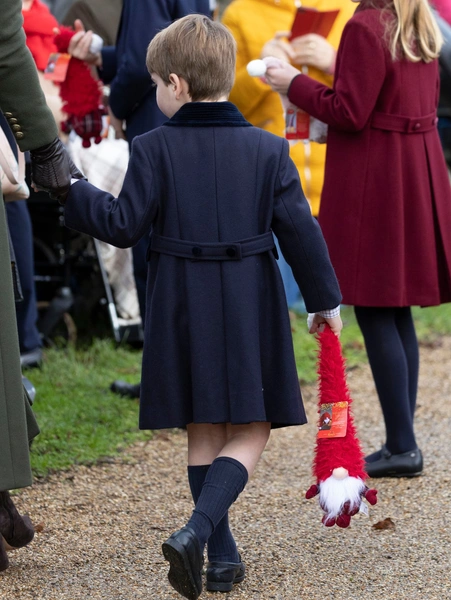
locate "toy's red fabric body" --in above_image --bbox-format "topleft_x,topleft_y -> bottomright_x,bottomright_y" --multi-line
54,27 -> 104,147
306,326 -> 377,527
22,0 -> 58,71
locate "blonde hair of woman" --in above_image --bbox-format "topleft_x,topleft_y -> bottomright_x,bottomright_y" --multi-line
377,0 -> 443,62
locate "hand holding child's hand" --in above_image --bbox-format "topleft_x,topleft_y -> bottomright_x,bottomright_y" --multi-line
308,313 -> 343,337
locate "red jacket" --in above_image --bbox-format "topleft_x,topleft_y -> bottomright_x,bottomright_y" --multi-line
288,0 -> 451,306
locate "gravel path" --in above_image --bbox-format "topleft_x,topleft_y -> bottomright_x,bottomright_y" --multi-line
3,337 -> 451,600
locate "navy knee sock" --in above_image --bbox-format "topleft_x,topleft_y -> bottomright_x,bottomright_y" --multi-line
355,306 -> 418,456
187,465 -> 240,563
186,457 -> 248,555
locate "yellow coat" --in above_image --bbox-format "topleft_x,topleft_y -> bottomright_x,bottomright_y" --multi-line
222,0 -> 355,215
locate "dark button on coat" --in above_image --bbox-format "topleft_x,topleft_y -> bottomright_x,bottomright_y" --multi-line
288,1 -> 451,307
64,102 -> 341,430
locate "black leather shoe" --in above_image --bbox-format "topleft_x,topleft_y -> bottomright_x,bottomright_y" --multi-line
162,526 -> 203,600
110,381 -> 140,399
365,446 -> 423,478
206,557 -> 245,592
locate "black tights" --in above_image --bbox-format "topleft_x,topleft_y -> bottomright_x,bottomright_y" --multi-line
354,306 -> 419,455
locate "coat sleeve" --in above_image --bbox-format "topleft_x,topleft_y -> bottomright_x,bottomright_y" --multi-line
271,140 -> 341,313
63,137 -> 158,248
0,0 -> 58,151
287,18 -> 386,132
108,0 -> 210,121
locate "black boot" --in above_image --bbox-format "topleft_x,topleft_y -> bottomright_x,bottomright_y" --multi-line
0,537 -> 9,572
0,492 -> 35,549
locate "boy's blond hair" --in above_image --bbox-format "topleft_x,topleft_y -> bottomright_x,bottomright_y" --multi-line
146,14 -> 236,102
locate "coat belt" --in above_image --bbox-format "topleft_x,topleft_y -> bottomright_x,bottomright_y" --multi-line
149,231 -> 276,261
370,111 -> 438,134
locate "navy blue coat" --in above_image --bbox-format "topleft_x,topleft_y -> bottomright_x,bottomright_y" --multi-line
64,102 -> 341,430
100,0 -> 211,142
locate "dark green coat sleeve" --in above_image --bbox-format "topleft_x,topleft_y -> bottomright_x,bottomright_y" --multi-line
0,0 -> 58,151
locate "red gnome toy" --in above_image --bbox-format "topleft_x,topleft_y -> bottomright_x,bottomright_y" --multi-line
306,326 -> 378,528
54,27 -> 104,147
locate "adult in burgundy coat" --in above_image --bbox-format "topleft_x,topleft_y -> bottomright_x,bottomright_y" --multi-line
265,0 -> 448,477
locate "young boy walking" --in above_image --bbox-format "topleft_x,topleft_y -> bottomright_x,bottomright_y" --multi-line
62,15 -> 342,599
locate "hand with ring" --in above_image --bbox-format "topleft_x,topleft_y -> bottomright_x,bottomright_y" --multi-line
260,30 -> 295,63
290,33 -> 336,73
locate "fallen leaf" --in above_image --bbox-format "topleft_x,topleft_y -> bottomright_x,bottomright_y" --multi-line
372,518 -> 395,530
34,522 -> 45,533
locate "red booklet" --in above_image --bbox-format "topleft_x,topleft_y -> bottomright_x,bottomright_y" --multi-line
290,7 -> 340,40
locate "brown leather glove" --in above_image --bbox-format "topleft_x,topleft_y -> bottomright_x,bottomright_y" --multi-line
30,137 -> 85,203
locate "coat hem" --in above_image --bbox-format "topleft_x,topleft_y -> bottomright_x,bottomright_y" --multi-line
139,419 -> 308,431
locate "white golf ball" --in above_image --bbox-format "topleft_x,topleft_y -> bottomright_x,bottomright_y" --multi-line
246,59 -> 267,77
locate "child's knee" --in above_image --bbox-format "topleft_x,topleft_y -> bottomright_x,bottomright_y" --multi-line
226,421 -> 271,446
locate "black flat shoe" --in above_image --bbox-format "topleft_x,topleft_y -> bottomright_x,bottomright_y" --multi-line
365,446 -> 423,478
206,557 -> 245,592
162,526 -> 203,600
110,381 -> 140,399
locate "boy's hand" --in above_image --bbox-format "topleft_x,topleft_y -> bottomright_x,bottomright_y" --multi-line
308,313 -> 343,337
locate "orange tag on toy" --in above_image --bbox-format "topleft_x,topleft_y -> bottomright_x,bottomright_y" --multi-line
44,52 -> 70,82
285,107 -> 310,140
317,401 -> 348,438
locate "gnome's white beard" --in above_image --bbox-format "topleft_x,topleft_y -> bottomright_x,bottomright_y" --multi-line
319,475 -> 366,519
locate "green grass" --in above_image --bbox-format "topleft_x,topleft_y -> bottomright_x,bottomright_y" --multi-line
29,338 -> 150,478
28,303 -> 451,478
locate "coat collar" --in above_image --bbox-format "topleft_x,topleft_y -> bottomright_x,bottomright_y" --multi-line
164,102 -> 252,127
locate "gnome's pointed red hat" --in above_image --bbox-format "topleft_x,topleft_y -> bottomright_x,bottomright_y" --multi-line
53,27 -> 105,148
306,326 -> 377,528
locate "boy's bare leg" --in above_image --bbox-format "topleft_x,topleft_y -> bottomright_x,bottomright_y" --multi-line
218,422 -> 271,477
187,421 -> 270,475
186,422 -> 269,559
163,422 -> 271,598
187,423 -> 228,465
187,422 -> 270,561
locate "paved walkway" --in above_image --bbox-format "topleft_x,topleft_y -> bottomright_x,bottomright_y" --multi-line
2,338 -> 451,599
